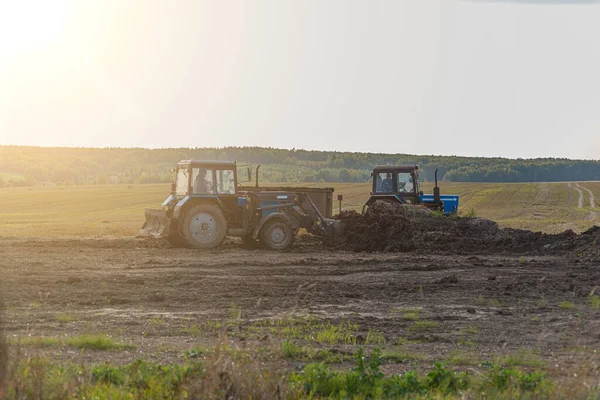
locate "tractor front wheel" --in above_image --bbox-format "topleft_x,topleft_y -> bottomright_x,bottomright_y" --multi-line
260,219 -> 294,251
179,204 -> 227,249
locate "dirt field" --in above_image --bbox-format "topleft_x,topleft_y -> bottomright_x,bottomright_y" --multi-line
2,234 -> 599,386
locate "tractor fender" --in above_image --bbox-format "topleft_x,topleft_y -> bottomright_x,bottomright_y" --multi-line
172,196 -> 225,220
252,212 -> 298,240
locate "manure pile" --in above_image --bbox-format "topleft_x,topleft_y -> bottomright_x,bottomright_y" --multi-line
334,201 -> 600,257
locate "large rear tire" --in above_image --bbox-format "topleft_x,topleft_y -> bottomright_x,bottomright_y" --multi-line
179,204 -> 227,249
260,219 -> 294,251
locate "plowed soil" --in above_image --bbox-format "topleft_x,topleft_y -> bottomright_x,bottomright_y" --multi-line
1,231 -> 599,381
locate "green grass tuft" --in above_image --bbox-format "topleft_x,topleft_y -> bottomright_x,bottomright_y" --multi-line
558,301 -> 575,309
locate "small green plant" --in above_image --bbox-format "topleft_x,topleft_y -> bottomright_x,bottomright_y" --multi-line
66,334 -> 134,350
149,317 -> 166,325
229,302 -> 242,320
281,340 -> 309,360
365,330 -> 386,345
482,364 -> 552,395
55,313 -> 76,323
497,350 -> 546,368
13,336 -> 60,348
180,324 -> 201,336
537,296 -> 549,308
184,346 -> 209,359
448,351 -> 477,365
464,208 -> 478,218
459,326 -> 478,335
381,350 -> 424,363
558,300 -> 575,309
409,321 -> 439,332
587,294 -> 600,309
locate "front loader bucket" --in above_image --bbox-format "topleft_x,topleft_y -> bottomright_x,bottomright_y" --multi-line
138,209 -> 171,238
324,219 -> 347,244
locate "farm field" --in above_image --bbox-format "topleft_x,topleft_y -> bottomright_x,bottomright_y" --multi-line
0,181 -> 599,397
0,181 -> 597,238
1,237 -> 599,397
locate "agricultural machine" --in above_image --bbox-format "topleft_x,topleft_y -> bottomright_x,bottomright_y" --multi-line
139,160 -> 344,250
364,165 -> 459,214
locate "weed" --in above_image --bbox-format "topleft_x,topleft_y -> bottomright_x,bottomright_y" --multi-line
447,350 -> 477,365
381,349 -> 424,363
55,313 -> 76,323
281,340 -> 309,360
464,208 -> 478,218
364,330 -> 386,345
482,364 -> 552,395
402,312 -> 420,321
457,337 -> 478,347
409,321 -> 439,332
314,322 -> 357,345
587,294 -> 600,309
66,334 -> 134,350
281,341 -> 350,364
459,326 -> 478,335
229,302 -> 242,320
12,337 -> 60,348
180,324 -> 201,336
488,298 -> 502,307
537,296 -> 549,308
149,317 -> 166,325
558,301 -> 575,309
185,346 -> 209,359
497,350 -> 546,368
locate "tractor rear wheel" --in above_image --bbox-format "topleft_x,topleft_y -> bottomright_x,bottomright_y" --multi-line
260,219 -> 294,251
179,204 -> 227,249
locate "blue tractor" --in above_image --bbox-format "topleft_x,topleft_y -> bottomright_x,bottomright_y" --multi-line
364,165 -> 459,214
139,160 -> 341,250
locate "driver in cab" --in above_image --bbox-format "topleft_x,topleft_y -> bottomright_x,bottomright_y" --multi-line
379,173 -> 393,192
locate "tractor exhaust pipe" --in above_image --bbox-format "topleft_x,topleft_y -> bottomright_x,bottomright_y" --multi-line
255,165 -> 261,189
433,169 -> 440,205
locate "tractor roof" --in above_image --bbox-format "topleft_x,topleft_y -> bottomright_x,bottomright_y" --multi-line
373,165 -> 419,173
177,160 -> 237,168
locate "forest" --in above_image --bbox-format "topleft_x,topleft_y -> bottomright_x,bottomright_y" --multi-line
0,145 -> 598,186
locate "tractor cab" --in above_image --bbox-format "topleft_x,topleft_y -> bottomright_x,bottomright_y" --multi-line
372,165 -> 420,202
364,165 -> 421,211
364,165 -> 459,215
173,160 -> 240,198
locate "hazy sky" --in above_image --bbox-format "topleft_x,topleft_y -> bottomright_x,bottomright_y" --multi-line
1,0 -> 599,159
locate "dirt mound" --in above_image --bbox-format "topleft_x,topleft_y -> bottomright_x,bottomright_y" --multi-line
334,201 -> 600,256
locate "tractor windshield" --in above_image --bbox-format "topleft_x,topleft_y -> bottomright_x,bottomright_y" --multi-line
397,173 -> 414,193
175,168 -> 189,195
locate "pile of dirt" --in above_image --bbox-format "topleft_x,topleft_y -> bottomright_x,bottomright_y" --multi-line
334,201 -> 600,256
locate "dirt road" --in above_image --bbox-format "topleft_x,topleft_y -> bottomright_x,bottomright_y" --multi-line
1,236 -> 599,380
569,183 -> 585,209
574,183 -> 597,221
575,182 -> 596,209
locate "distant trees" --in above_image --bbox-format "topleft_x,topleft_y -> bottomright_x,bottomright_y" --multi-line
0,145 -> 598,185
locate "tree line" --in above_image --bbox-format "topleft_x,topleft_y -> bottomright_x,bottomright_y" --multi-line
0,145 -> 598,186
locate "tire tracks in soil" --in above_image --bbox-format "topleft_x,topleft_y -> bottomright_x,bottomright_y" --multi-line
568,183 -> 584,209
574,182 -> 597,221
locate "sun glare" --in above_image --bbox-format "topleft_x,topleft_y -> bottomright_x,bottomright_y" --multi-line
0,1 -> 69,58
